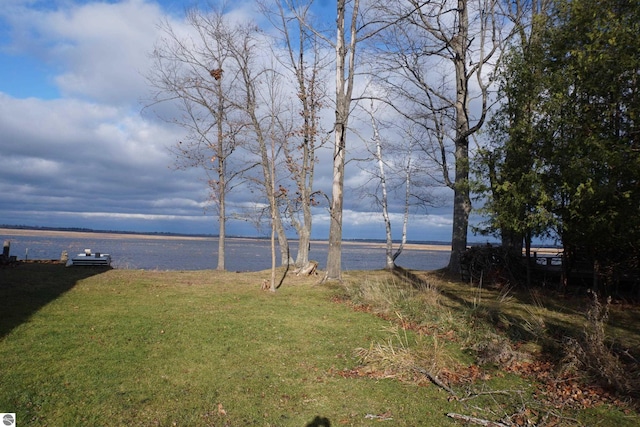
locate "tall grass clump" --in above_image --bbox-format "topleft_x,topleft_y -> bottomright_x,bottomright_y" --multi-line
344,277 -> 412,310
518,290 -> 548,342
355,323 -> 457,388
341,273 -> 442,324
355,324 -> 415,375
340,272 -> 465,391
561,291 -> 639,395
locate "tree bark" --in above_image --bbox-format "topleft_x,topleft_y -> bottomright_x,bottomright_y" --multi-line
326,121 -> 346,279
446,0 -> 471,274
216,76 -> 226,271
325,0 -> 359,281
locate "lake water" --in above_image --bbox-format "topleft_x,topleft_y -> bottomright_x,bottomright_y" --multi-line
1,232 -> 450,272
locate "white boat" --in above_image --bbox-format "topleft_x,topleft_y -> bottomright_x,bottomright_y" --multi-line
66,249 -> 112,267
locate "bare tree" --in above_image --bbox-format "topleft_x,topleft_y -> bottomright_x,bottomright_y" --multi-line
260,0 -> 330,270
147,9 -> 246,270
149,7 -> 298,270
227,26 -> 294,267
303,0 -> 417,281
362,99 -> 413,270
276,0 -> 363,281
322,0 -> 402,280
322,0 -> 360,280
370,0 -> 505,273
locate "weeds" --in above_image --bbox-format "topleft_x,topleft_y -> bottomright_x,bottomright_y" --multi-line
355,324 -> 414,374
343,271 -> 640,426
518,290 -> 548,342
344,277 -> 410,311
561,291 -> 638,395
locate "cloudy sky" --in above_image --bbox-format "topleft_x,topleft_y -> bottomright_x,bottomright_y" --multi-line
0,0 -> 457,242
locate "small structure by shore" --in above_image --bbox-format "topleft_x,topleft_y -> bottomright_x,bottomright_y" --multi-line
1,240 -> 17,265
66,249 -> 112,267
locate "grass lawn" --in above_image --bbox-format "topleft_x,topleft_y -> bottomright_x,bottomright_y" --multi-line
1,263 -> 639,426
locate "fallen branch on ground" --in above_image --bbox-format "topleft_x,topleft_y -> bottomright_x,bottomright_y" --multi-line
446,413 -> 510,427
413,366 -> 457,396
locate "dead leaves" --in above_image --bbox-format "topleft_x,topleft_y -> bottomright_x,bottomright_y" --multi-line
505,360 -> 626,410
209,69 -> 223,80
201,403 -> 228,426
330,283 -> 635,422
217,403 -> 227,416
535,377 -> 619,410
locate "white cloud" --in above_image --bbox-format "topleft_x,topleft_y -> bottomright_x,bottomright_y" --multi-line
151,198 -> 206,209
70,211 -> 205,221
0,0 -> 456,241
0,0 -> 176,105
50,1 -> 164,103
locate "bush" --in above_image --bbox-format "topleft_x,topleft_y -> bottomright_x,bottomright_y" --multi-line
459,245 -> 525,286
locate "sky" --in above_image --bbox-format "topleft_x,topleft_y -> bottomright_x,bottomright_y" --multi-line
0,0 -> 460,242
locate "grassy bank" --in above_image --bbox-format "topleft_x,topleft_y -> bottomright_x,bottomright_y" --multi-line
1,264 -> 639,426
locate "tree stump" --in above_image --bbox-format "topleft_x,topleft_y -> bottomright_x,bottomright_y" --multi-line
296,261 -> 318,276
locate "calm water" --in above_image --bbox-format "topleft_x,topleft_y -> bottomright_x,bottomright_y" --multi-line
1,233 -> 449,272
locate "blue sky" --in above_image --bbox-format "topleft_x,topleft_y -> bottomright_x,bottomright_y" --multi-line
0,0 -> 458,242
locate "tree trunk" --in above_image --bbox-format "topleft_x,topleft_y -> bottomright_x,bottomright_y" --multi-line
380,151 -> 395,270
217,190 -> 226,270
270,197 -> 277,292
325,121 -> 346,279
275,212 -> 292,266
391,146 -> 412,266
447,0 -> 471,274
295,225 -> 311,268
325,0 -> 358,281
369,101 -> 396,270
448,141 -> 471,273
259,141 -> 292,267
216,90 -> 226,271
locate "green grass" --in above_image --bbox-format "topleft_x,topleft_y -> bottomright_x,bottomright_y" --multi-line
1,264 -> 639,426
1,265 -> 460,426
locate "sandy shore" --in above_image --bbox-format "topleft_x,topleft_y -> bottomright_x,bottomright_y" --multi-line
1,228 -> 558,254
337,240 -> 559,254
337,240 -> 451,251
1,228 -> 453,251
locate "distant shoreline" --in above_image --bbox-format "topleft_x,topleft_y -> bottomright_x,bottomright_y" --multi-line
1,227 -> 453,252
0,228 -> 560,254
0,227 -> 211,241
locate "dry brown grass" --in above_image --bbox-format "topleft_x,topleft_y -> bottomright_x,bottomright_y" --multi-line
338,268 -> 640,425
560,292 -> 640,395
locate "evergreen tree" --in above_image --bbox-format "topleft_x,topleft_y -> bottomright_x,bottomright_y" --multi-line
479,0 -> 640,287
540,0 -> 640,282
